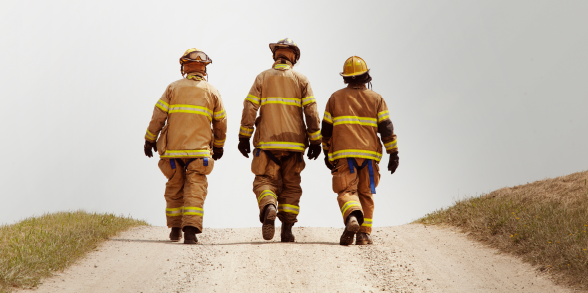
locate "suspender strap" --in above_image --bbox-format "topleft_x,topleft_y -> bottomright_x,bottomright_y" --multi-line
367,160 -> 376,194
263,150 -> 282,166
297,152 -> 302,163
256,148 -> 261,157
347,158 -> 355,174
184,158 -> 196,169
170,159 -> 176,170
203,157 -> 208,166
347,158 -> 376,194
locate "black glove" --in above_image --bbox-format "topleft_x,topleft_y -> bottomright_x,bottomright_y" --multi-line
323,149 -> 334,170
238,138 -> 251,158
307,144 -> 321,160
144,140 -> 157,158
212,147 -> 224,161
388,151 -> 399,174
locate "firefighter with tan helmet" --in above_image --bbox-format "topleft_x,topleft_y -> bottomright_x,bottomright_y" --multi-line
321,56 -> 399,245
238,38 -> 322,242
144,48 -> 227,244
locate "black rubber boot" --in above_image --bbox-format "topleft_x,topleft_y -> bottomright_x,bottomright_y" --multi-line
262,204 -> 277,240
340,215 -> 360,246
169,227 -> 182,242
280,222 -> 295,242
355,232 -> 373,245
183,226 -> 199,244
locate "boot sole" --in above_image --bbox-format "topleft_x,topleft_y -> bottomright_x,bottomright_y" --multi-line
340,221 -> 360,246
262,208 -> 277,240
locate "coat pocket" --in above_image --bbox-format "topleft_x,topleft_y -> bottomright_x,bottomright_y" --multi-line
251,149 -> 269,176
331,161 -> 349,194
156,124 -> 168,156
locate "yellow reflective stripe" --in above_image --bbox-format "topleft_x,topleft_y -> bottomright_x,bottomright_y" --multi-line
214,138 -> 226,143
213,139 -> 225,147
302,96 -> 316,106
246,94 -> 260,105
145,129 -> 157,140
377,110 -> 390,123
328,149 -> 382,162
213,109 -> 226,120
161,150 -> 211,158
333,116 -> 377,127
362,218 -> 373,227
239,126 -> 254,137
187,75 -> 203,80
341,201 -> 361,216
257,190 -> 277,203
261,97 -> 301,107
278,204 -> 300,215
155,99 -> 169,113
274,64 -> 291,69
323,112 -> 333,124
184,206 -> 204,216
169,104 -> 213,114
165,206 -> 183,217
322,142 -> 329,150
308,130 -> 322,141
385,139 -> 397,150
258,141 -> 305,151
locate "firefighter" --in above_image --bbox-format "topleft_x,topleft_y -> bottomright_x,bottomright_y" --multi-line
238,38 -> 322,242
321,56 -> 399,245
144,48 -> 227,244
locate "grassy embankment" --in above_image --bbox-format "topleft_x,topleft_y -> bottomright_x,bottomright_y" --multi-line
418,170 -> 588,290
0,211 -> 147,292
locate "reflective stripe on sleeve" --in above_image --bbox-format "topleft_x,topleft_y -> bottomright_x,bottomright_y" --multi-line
183,206 -> 204,216
278,204 -> 300,215
239,126 -> 254,137
258,141 -> 305,151
165,207 -> 183,217
145,129 -> 157,141
323,112 -> 333,124
257,190 -> 278,203
161,150 -> 211,158
155,99 -> 169,113
322,142 -> 329,150
385,139 -> 397,151
246,94 -> 260,105
169,104 -> 213,120
307,130 -> 322,141
213,138 -> 226,147
213,109 -> 226,120
261,97 -> 301,107
333,116 -> 377,127
302,96 -> 316,106
377,110 -> 390,123
328,149 -> 382,162
341,201 -> 361,216
362,218 -> 372,227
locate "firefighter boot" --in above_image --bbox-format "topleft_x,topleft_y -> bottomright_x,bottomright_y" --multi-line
183,226 -> 199,244
340,214 -> 360,246
355,232 -> 373,245
169,227 -> 182,242
280,222 -> 295,242
262,204 -> 277,240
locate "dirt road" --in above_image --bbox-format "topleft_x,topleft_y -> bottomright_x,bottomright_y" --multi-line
23,224 -> 571,293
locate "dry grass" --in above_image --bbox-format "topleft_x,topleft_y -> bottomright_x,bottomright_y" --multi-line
0,211 -> 147,292
418,170 -> 588,290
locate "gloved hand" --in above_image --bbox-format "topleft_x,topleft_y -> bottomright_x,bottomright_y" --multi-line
307,144 -> 321,160
323,149 -> 334,170
388,151 -> 399,174
238,138 -> 251,158
144,140 -> 157,158
212,147 -> 224,161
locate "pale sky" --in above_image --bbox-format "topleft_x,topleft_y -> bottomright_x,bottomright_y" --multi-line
1,1 -> 587,229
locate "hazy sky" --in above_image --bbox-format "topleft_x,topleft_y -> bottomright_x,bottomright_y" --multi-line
1,1 -> 587,229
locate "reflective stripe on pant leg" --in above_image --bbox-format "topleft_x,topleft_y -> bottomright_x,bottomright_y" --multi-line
362,218 -> 372,227
166,206 -> 183,217
183,207 -> 204,216
341,200 -> 361,217
277,151 -> 304,223
257,190 -> 278,203
278,204 -> 299,215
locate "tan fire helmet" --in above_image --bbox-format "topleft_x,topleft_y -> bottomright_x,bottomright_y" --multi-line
340,56 -> 369,77
269,38 -> 301,64
180,48 -> 212,77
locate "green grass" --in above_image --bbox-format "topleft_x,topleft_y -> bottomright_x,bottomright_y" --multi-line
0,211 -> 147,292
417,170 -> 588,290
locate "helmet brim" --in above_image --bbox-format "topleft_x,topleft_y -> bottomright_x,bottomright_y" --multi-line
269,43 -> 300,61
340,69 -> 370,77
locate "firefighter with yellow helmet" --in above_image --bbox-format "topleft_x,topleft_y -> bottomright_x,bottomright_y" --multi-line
321,56 -> 399,245
238,38 -> 322,242
144,48 -> 227,244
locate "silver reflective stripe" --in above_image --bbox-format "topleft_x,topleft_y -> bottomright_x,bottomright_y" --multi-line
214,109 -> 226,119
261,97 -> 301,107
169,106 -> 212,119
302,96 -> 316,106
184,207 -> 204,216
333,117 -> 377,127
385,140 -> 397,150
377,111 -> 389,120
362,218 -> 373,226
341,201 -> 360,212
278,205 -> 300,214
329,151 -> 382,161
308,131 -> 322,140
161,150 -> 211,158
156,100 -> 169,112
258,143 -> 304,150
258,190 -> 277,203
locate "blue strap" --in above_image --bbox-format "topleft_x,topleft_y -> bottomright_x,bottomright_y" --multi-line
203,157 -> 208,166
347,158 -> 355,174
367,160 -> 376,194
256,148 -> 261,157
170,159 -> 176,170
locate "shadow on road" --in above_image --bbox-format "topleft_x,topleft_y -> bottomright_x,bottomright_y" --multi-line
109,238 -> 340,246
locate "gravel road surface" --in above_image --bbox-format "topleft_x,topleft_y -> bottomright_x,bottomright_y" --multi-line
22,224 -> 571,293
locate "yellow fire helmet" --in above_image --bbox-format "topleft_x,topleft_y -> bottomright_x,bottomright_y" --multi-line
269,38 -> 300,64
340,56 -> 369,77
179,48 -> 212,65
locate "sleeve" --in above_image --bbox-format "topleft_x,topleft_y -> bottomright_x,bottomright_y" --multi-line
301,78 -> 321,145
144,85 -> 171,142
239,74 -> 262,139
376,97 -> 398,154
212,89 -> 227,148
320,97 -> 334,151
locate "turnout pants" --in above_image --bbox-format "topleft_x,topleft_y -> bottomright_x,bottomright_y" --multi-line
331,158 -> 380,234
251,149 -> 306,224
158,157 -> 214,232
